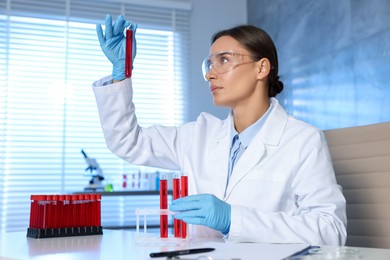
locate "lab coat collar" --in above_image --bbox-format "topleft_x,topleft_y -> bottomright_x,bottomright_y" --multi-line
208,117 -> 231,198
214,113 -> 232,141
223,97 -> 289,199
260,97 -> 288,146
213,98 -> 286,144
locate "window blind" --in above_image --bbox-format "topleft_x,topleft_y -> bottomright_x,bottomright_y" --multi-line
0,0 -> 190,232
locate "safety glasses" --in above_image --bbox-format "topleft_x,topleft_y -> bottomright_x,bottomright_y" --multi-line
201,50 -> 259,80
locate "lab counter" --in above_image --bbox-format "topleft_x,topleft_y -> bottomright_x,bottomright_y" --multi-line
1,230 -> 390,259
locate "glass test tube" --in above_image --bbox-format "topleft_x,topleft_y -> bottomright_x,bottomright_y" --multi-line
159,172 -> 168,238
122,174 -> 127,189
58,195 -> 65,228
180,173 -> 188,238
125,29 -> 133,78
52,195 -> 58,228
45,195 -> 52,229
97,194 -> 102,227
64,195 -> 71,228
172,173 -> 181,237
29,195 -> 37,229
38,195 -> 44,228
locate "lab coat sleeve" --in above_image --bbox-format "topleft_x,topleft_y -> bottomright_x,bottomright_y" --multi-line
228,127 -> 347,246
92,76 -> 193,170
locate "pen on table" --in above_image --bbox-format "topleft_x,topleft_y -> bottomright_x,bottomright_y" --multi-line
125,29 -> 133,78
149,247 -> 215,258
284,245 -> 320,259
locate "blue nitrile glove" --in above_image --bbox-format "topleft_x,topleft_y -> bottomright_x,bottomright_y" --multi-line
96,14 -> 138,81
170,194 -> 231,234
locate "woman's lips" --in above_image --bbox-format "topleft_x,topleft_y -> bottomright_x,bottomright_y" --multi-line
210,85 -> 222,93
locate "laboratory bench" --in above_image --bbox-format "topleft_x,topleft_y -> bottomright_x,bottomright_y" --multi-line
1,229 -> 390,259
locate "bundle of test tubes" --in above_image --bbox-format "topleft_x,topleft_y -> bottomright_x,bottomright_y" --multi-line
160,173 -> 188,239
27,194 -> 103,239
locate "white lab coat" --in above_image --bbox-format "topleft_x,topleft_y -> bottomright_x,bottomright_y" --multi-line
92,76 -> 347,245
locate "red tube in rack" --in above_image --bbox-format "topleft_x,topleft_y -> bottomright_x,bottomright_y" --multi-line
84,194 -> 88,227
89,195 -> 92,226
88,194 -> 94,227
159,173 -> 168,238
125,29 -> 133,78
78,194 -> 84,227
81,194 -> 87,227
58,195 -> 65,228
64,195 -> 71,228
45,195 -> 52,229
91,194 -> 97,227
97,194 -> 102,227
37,195 -> 45,229
181,174 -> 188,238
52,195 -> 58,228
172,173 -> 181,237
70,195 -> 75,228
70,195 -> 77,228
29,195 -> 36,229
85,194 -> 90,227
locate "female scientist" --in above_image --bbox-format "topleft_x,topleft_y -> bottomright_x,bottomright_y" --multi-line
93,14 -> 347,245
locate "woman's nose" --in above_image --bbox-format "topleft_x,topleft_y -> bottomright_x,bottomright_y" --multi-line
205,68 -> 217,81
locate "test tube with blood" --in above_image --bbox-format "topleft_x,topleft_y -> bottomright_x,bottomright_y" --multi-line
94,194 -> 100,227
29,195 -> 37,229
180,173 -> 188,238
159,172 -> 168,238
45,195 -> 52,229
38,195 -> 46,229
172,173 -> 181,237
64,195 -> 71,228
125,29 -> 133,78
58,195 -> 65,228
52,195 -> 58,228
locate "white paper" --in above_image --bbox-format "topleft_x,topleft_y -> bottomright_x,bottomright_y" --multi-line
194,242 -> 310,260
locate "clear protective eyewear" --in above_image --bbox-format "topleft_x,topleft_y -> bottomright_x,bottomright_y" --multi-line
201,50 -> 260,80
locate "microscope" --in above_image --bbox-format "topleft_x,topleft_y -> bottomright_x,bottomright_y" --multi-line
81,149 -> 105,192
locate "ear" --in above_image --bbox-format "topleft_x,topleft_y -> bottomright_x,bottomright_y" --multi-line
255,58 -> 271,80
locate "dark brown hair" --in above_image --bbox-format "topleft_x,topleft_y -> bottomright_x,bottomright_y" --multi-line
212,25 -> 284,97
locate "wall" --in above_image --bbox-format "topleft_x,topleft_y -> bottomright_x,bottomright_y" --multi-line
185,0 -> 248,120
247,0 -> 390,130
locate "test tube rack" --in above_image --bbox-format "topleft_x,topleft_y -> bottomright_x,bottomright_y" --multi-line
27,194 -> 103,239
135,208 -> 189,245
135,172 -> 189,244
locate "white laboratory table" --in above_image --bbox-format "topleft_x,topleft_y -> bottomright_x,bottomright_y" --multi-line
1,229 -> 390,260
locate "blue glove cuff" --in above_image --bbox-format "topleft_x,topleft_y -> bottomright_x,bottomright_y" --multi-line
222,204 -> 231,235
